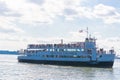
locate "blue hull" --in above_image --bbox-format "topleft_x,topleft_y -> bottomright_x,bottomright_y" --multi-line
18,59 -> 114,68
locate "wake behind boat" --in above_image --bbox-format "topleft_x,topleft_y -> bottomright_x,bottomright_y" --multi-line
18,29 -> 115,68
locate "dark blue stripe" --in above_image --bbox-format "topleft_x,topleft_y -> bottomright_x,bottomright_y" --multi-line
18,59 -> 114,68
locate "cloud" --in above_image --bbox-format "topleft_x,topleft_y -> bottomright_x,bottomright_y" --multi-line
64,8 -> 77,15
0,1 -> 9,15
28,0 -> 45,5
61,3 -> 120,24
64,3 -> 120,24
0,0 -> 64,25
93,4 -> 120,24
1,0 -> 120,25
0,0 -> 86,25
0,16 -> 24,34
93,4 -> 116,17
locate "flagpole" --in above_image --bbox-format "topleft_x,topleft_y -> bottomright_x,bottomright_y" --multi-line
87,27 -> 88,38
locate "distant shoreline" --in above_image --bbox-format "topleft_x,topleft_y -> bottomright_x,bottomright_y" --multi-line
0,50 -> 18,55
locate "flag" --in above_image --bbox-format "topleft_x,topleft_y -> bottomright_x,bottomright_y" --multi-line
79,30 -> 83,33
79,27 -> 88,33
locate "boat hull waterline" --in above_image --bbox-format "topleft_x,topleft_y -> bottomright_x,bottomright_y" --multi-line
18,58 -> 114,68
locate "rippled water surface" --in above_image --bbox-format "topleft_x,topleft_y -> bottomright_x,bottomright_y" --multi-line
0,54 -> 120,80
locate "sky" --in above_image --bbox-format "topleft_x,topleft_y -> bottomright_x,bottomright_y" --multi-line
0,0 -> 120,54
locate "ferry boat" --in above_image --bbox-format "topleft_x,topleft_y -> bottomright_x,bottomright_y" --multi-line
18,33 -> 115,68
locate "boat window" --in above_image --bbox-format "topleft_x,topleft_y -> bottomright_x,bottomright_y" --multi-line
81,49 -> 84,51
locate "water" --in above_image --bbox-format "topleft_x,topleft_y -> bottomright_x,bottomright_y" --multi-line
0,54 -> 120,80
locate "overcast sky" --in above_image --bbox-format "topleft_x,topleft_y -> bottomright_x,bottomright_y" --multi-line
0,0 -> 120,54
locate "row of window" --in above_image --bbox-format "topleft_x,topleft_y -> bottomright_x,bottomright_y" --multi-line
26,49 -> 85,53
43,55 -> 90,58
28,54 -> 90,58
